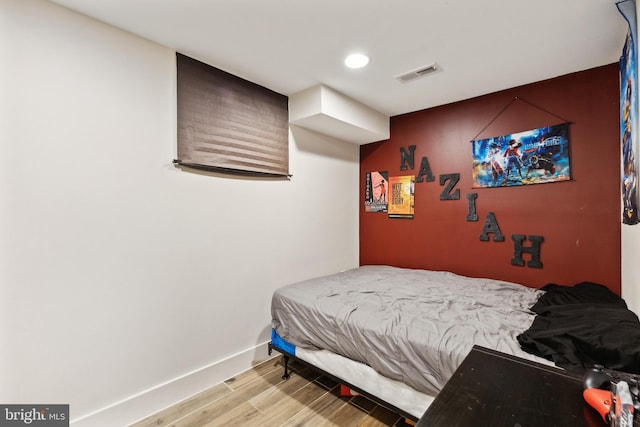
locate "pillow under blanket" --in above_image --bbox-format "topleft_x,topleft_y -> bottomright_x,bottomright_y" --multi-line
531,282 -> 628,312
517,282 -> 640,374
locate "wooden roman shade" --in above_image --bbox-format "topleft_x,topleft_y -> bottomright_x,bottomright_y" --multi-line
176,53 -> 289,177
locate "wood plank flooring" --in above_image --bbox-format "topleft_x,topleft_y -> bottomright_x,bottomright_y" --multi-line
130,356 -> 411,427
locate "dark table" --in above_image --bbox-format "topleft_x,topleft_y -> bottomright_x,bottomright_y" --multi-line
416,345 -> 604,427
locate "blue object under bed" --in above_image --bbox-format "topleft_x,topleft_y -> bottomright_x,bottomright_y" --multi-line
271,329 -> 296,355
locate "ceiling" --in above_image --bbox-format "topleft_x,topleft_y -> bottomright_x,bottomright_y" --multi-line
48,0 -> 628,118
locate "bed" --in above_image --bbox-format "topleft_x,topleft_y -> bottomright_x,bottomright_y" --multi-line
269,265 -> 640,421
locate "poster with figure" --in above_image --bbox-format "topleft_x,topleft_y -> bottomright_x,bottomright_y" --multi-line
471,123 -> 571,188
618,0 -> 639,225
388,175 -> 415,219
364,171 -> 389,212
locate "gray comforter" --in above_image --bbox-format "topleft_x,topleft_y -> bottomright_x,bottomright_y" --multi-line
271,265 -> 553,395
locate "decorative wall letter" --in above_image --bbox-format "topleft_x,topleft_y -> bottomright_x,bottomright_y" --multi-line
479,212 -> 505,242
466,193 -> 478,221
511,235 -> 544,268
439,173 -> 460,200
400,145 -> 416,171
416,157 -> 435,183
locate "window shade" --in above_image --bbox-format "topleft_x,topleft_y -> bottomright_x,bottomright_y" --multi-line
176,53 -> 289,177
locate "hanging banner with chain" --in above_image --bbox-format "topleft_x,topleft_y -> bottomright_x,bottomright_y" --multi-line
471,122 -> 571,188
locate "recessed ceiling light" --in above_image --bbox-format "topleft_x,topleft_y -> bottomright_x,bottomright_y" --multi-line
344,53 -> 370,69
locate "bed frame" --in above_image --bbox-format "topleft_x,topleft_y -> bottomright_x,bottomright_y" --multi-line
267,340 -> 420,423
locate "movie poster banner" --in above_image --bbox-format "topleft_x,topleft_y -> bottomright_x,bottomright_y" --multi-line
388,175 -> 415,219
618,0 -> 639,225
364,171 -> 389,212
471,123 -> 571,188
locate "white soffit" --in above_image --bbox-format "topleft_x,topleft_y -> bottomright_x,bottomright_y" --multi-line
289,85 -> 390,145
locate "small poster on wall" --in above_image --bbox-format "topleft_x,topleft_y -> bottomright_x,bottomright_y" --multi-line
388,175 -> 415,219
364,171 -> 389,212
471,123 -> 571,188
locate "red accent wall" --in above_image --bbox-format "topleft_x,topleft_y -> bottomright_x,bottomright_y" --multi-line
360,64 -> 621,294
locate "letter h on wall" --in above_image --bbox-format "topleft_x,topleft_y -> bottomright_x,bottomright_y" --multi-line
511,234 -> 544,268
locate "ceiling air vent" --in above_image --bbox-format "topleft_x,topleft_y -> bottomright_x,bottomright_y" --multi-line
395,63 -> 439,83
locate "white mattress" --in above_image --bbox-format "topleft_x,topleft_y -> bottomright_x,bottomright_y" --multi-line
295,346 -> 434,419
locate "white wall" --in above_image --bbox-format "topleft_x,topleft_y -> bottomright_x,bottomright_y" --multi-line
622,4 -> 640,317
623,229 -> 640,315
0,0 -> 359,425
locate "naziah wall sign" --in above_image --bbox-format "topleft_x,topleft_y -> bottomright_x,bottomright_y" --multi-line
399,144 -> 544,269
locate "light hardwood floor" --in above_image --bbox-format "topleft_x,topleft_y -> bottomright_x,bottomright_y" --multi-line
130,356 -> 412,427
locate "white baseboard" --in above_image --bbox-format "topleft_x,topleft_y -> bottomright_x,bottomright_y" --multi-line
71,341 -> 275,427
